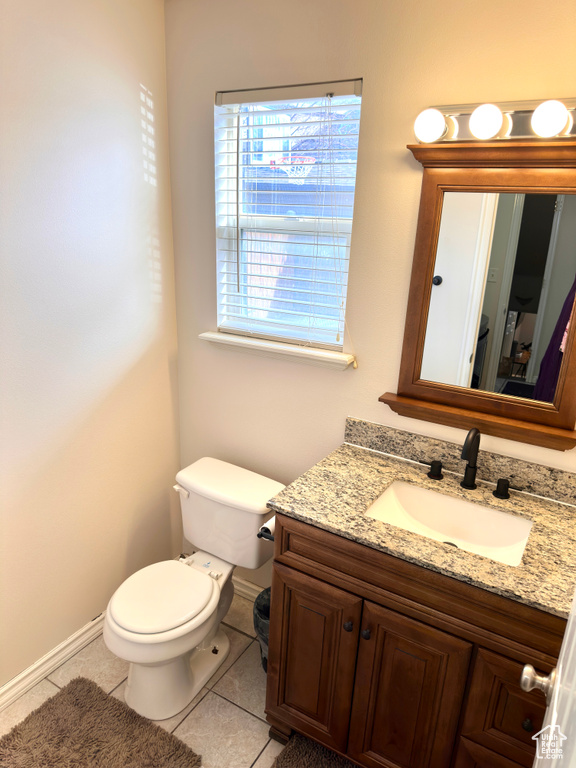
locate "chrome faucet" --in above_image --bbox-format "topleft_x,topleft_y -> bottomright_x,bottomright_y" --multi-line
460,428 -> 480,490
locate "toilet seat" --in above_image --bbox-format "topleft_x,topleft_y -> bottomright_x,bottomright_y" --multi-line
109,560 -> 215,634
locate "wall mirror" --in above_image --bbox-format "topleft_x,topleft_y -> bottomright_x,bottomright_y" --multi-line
381,141 -> 576,450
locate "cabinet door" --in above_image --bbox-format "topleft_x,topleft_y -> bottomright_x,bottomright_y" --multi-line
458,648 -> 546,767
453,738 -> 527,768
266,563 -> 362,753
348,601 -> 472,768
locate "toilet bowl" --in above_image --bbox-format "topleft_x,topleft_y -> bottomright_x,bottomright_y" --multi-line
103,457 -> 285,720
104,553 -> 235,720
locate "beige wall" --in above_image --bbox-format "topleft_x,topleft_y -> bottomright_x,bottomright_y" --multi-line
165,0 -> 576,496
0,0 -> 180,685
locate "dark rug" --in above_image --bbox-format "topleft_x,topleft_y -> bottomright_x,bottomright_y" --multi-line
0,677 -> 201,767
273,733 -> 357,768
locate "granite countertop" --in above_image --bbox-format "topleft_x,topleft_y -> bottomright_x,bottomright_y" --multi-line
268,443 -> 576,619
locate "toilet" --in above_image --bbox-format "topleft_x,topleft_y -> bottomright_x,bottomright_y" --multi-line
103,457 -> 284,720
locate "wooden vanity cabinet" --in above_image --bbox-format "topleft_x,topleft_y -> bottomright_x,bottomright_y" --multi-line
266,515 -> 566,768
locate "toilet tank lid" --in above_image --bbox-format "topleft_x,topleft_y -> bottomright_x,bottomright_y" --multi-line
176,457 -> 285,514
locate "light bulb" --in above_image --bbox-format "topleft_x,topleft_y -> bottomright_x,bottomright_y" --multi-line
501,113 -> 513,137
469,104 -> 503,140
414,109 -> 447,143
445,115 -> 459,139
531,100 -> 570,138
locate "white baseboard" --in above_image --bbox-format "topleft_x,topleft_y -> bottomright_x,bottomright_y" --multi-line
232,575 -> 266,602
0,614 -> 106,713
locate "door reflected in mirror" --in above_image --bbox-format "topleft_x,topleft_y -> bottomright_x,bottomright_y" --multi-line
421,191 -> 576,404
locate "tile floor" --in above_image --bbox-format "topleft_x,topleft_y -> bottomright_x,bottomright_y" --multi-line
0,594 -> 285,768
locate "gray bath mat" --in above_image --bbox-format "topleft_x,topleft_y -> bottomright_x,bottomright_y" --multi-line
273,733 -> 357,768
0,677 -> 201,767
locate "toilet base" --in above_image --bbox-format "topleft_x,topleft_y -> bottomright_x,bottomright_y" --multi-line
124,627 -> 231,720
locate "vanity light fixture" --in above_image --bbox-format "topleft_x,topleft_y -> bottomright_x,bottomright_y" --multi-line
413,97 -> 576,142
531,99 -> 573,138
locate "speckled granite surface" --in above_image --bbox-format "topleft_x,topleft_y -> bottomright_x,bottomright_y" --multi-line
268,441 -> 576,618
345,418 -> 576,505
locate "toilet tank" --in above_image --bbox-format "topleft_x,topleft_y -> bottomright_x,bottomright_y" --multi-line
175,458 -> 285,569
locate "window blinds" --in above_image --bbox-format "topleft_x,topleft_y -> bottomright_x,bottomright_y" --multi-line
214,80 -> 362,349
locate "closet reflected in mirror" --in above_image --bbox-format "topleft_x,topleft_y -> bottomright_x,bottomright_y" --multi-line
421,192 -> 576,404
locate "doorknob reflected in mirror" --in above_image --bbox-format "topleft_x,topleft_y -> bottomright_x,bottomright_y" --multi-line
520,663 -> 557,705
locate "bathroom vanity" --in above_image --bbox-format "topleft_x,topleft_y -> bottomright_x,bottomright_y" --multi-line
263,135 -> 576,767
264,429 -> 576,768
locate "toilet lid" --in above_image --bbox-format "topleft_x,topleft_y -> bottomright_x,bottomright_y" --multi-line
109,561 -> 215,634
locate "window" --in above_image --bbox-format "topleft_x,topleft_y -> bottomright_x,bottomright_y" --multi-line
214,80 -> 362,351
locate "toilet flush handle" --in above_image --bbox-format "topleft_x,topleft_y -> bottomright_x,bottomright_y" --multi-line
173,484 -> 190,499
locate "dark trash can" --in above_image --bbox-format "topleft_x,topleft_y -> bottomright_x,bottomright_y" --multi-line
253,587 -> 271,672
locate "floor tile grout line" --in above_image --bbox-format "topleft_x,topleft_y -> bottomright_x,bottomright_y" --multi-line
122,629 -> 257,731
205,637 -> 256,691
108,676 -> 128,697
137,634 -> 261,734
221,620 -> 257,641
165,687 -> 210,735
210,689 -> 269,725
172,645 -> 262,734
171,689 -> 273,764
249,737 -> 273,768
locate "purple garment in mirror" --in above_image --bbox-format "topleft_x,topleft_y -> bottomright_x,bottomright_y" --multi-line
533,272 -> 576,402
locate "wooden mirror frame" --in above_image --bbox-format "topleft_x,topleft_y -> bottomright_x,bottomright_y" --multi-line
381,140 -> 576,450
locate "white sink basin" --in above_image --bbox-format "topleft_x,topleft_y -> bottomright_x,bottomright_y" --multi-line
365,480 -> 532,566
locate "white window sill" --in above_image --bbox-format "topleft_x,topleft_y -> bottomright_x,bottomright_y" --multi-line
199,332 -> 356,370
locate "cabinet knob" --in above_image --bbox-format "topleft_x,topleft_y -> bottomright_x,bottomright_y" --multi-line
343,621 -> 354,632
520,664 -> 557,705
361,628 -> 371,640
522,718 -> 534,732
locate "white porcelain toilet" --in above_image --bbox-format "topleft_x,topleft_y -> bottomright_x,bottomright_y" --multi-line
103,457 -> 284,720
